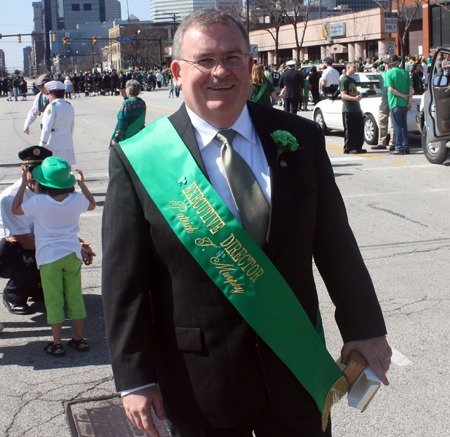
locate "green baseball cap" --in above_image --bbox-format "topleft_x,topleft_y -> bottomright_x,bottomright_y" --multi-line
33,157 -> 76,189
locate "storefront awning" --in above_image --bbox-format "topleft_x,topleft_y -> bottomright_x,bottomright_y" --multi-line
330,44 -> 348,53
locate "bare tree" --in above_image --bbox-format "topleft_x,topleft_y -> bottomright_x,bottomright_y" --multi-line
251,0 -> 286,64
280,0 -> 315,61
372,0 -> 424,67
120,24 -> 164,70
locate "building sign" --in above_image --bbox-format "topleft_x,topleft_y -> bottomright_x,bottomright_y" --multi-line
322,22 -> 346,39
384,12 -> 398,33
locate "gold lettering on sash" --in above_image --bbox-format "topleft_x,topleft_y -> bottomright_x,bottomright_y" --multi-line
219,234 -> 264,283
195,237 -> 217,248
210,257 -> 245,293
176,213 -> 199,234
182,181 -> 225,235
169,201 -> 188,212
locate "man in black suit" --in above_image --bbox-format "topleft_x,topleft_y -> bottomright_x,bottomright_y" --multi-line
102,9 -> 392,437
279,60 -> 304,114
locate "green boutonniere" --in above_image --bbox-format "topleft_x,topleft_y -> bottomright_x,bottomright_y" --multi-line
270,130 -> 300,167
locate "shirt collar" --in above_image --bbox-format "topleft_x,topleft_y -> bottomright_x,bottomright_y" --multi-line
186,104 -> 258,151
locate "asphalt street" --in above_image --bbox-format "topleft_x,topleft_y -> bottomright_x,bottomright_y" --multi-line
1,88 -> 449,437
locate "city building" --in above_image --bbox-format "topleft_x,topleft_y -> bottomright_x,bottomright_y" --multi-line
0,49 -> 6,76
51,22 -> 115,72
31,1 -> 46,75
23,47 -> 33,76
108,19 -> 175,70
250,8 -> 392,64
150,0 -> 224,22
35,0 -> 122,71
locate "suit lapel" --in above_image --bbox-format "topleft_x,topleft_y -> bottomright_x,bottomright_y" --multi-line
168,103 -> 209,179
248,102 -> 293,260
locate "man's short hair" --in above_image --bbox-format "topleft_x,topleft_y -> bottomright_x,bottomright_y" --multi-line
172,8 -> 250,60
50,89 -> 65,99
126,79 -> 141,96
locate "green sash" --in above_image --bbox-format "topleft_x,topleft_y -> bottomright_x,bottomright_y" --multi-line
123,110 -> 146,141
120,116 -> 347,428
250,82 -> 268,103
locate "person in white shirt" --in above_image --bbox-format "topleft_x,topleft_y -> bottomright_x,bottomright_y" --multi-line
23,74 -> 51,135
12,157 -> 96,357
321,57 -> 340,95
39,81 -> 76,166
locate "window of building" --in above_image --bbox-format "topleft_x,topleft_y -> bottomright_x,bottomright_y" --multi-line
72,4 -> 80,11
84,3 -> 92,11
431,5 -> 450,47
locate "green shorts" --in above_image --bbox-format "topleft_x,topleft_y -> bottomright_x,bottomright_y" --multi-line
40,252 -> 87,325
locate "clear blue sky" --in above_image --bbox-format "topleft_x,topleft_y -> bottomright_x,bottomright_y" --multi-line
0,0 -> 151,73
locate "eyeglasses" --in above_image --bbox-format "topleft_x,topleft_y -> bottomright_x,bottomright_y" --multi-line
180,54 -> 249,71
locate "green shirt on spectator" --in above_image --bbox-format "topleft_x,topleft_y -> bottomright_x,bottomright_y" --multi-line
339,74 -> 361,113
384,66 -> 412,109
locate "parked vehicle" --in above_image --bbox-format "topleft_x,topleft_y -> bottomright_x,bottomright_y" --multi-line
416,47 -> 450,164
314,80 -> 421,145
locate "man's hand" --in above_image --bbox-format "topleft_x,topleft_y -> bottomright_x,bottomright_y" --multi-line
407,101 -> 413,111
80,242 -> 96,265
123,386 -> 166,437
24,127 -> 30,135
33,110 -> 40,117
110,140 -> 119,148
354,94 -> 362,102
341,336 -> 392,386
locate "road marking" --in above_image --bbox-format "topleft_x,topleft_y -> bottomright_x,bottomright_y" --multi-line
326,144 -> 405,165
391,348 -> 412,366
343,187 -> 450,198
330,156 -> 366,162
361,164 -> 436,171
98,96 -> 175,114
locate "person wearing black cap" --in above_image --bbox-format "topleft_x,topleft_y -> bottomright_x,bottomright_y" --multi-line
23,74 -> 51,135
279,60 -> 304,115
322,57 -> 339,96
384,54 -> 413,155
0,147 -> 95,315
0,146 -> 53,314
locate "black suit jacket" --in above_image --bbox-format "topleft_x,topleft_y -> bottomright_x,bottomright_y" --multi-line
279,69 -> 305,99
102,102 -> 386,429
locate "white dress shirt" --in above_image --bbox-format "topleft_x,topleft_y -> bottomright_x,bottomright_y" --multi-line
121,104 -> 272,397
186,104 -> 271,223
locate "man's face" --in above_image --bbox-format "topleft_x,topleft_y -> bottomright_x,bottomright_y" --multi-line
38,86 -> 48,95
171,21 -> 253,129
48,91 -> 56,102
347,63 -> 356,76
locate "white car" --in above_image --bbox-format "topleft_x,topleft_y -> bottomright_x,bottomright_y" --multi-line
417,47 -> 450,165
313,81 -> 421,145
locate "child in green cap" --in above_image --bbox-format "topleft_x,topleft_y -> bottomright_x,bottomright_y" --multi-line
12,157 -> 96,357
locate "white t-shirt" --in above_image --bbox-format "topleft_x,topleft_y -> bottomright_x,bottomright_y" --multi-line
322,66 -> 340,87
21,192 -> 89,267
0,179 -> 34,239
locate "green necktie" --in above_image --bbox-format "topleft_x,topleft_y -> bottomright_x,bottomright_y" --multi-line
217,130 -> 270,248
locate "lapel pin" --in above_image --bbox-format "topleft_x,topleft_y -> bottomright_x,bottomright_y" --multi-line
280,160 -> 287,168
178,176 -> 187,186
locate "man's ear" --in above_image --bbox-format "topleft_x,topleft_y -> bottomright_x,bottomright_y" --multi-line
171,60 -> 182,87
247,54 -> 254,77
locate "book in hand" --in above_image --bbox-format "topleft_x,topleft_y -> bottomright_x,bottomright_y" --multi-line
338,350 -> 382,412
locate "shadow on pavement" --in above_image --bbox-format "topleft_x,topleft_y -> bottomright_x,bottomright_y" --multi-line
0,294 -> 111,370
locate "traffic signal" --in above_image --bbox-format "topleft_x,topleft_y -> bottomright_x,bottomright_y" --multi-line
18,34 -> 21,43
63,37 -> 67,45
52,33 -> 57,42
93,36 -> 97,45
